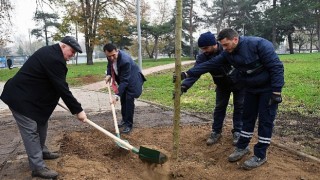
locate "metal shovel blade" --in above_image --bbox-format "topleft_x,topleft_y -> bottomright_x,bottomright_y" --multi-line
138,146 -> 168,164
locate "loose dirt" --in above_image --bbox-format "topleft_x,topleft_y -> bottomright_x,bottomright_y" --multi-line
1,105 -> 318,180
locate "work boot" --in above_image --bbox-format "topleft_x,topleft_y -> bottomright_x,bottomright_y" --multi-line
206,132 -> 221,146
228,146 -> 250,162
232,132 -> 241,146
43,152 -> 60,160
122,126 -> 132,134
32,167 -> 58,179
118,121 -> 126,128
242,155 -> 267,170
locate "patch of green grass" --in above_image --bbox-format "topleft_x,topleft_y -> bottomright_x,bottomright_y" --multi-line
0,57 -> 191,86
141,53 -> 320,117
279,53 -> 320,116
141,66 -> 217,113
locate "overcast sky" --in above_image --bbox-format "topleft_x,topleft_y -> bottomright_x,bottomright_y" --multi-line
10,0 -> 203,46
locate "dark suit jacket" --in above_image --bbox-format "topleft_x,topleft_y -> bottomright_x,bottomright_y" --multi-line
106,50 -> 146,98
0,44 -> 83,125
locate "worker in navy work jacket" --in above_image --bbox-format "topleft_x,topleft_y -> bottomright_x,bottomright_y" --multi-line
176,28 -> 284,170
0,36 -> 87,179
180,31 -> 245,146
104,43 -> 146,134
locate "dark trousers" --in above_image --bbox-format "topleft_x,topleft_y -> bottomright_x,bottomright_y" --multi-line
120,92 -> 135,128
212,86 -> 245,133
236,91 -> 278,159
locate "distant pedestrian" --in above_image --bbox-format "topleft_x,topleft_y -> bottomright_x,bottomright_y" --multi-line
104,43 -> 146,134
0,36 -> 87,179
6,56 -> 12,69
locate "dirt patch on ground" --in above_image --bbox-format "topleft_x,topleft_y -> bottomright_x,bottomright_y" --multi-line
71,75 -> 103,86
0,105 -> 319,179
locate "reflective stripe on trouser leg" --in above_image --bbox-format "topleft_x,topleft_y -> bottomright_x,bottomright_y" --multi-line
236,92 -> 259,149
254,92 -> 278,159
10,108 -> 46,171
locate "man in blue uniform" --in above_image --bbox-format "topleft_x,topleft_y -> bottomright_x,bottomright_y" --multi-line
176,28 -> 284,169
180,32 -> 244,146
104,43 -> 146,134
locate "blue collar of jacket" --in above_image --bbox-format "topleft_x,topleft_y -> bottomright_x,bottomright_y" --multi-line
230,36 -> 244,54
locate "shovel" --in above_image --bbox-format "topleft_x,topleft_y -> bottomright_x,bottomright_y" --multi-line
106,82 -> 129,150
85,118 -> 168,164
57,103 -> 168,164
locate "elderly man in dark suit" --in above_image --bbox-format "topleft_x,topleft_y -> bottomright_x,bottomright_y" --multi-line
0,36 -> 87,179
104,43 -> 146,134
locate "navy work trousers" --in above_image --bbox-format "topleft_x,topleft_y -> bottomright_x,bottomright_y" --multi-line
212,86 -> 245,134
236,91 -> 279,159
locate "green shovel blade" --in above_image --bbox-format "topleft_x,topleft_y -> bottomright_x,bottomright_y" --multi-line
138,146 -> 168,164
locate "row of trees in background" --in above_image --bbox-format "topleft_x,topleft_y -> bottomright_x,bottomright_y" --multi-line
0,0 -> 319,64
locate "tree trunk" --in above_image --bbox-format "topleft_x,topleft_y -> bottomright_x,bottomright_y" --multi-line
318,0 -> 320,52
272,0 -> 277,47
45,25 -> 49,46
310,32 -> 313,53
288,33 -> 294,54
154,37 -> 159,60
318,16 -> 320,52
172,0 -> 182,161
189,0 -> 194,59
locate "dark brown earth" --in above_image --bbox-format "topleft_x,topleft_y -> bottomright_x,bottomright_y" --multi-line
1,105 -> 319,180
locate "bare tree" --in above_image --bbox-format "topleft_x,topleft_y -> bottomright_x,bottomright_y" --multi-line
0,0 -> 13,46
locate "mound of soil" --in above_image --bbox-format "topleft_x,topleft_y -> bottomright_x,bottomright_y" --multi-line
56,106 -> 319,179
0,105 -> 319,179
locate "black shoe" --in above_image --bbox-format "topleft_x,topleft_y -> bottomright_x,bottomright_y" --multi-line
43,152 -> 60,160
122,126 -> 132,134
32,167 -> 58,179
118,121 -> 126,128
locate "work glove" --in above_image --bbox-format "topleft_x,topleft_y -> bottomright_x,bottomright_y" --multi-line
172,86 -> 188,99
105,75 -> 111,83
172,72 -> 187,83
269,93 -> 282,105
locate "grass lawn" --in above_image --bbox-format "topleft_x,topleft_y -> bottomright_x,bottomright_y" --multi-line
0,57 -> 191,86
1,53 -> 319,117
140,53 -> 320,117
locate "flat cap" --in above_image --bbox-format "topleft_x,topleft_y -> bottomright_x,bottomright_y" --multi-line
61,36 -> 83,53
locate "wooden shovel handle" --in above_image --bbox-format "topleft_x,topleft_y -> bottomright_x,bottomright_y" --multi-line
107,82 -> 120,135
57,102 -> 135,151
84,118 -> 135,150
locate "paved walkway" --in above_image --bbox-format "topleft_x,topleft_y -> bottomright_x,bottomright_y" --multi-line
80,60 -> 194,91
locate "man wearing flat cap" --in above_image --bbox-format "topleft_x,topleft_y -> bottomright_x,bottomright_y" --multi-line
0,36 -> 87,179
180,31 -> 245,146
